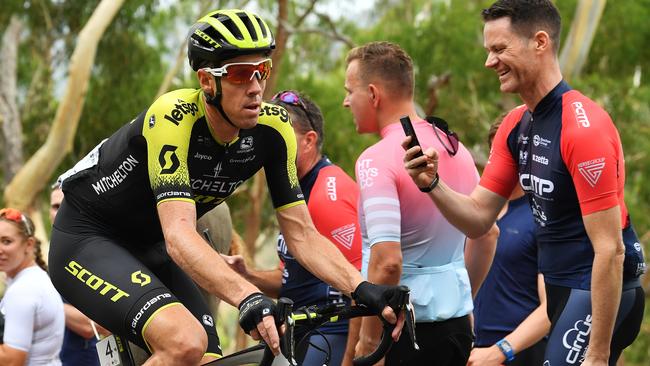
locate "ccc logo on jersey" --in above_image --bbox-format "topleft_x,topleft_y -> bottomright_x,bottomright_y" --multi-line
131,270 -> 151,287
159,145 -> 180,174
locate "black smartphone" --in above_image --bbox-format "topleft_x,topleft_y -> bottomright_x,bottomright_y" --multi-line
400,115 -> 424,160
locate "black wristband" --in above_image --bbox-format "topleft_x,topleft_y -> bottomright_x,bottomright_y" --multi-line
418,173 -> 440,192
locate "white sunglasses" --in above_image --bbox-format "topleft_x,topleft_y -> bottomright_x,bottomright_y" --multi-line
203,58 -> 272,84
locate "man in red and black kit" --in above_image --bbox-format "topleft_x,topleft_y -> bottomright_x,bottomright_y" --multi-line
403,1 -> 645,365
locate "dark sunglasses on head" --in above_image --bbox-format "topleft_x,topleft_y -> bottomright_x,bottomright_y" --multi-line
203,58 -> 272,85
0,207 -> 34,236
426,116 -> 459,156
271,90 -> 317,132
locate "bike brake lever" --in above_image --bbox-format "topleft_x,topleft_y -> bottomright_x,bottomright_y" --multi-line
404,294 -> 419,351
276,297 -> 297,366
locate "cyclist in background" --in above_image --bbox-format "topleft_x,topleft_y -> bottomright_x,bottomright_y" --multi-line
0,208 -> 65,365
343,41 -> 498,365
49,9 -> 404,366
468,118 -> 549,366
403,1 -> 645,364
222,90 -> 363,366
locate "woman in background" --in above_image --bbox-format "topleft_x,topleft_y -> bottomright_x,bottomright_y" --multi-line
0,208 -> 65,366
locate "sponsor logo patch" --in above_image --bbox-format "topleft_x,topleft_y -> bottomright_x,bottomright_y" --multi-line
131,293 -> 172,332
357,159 -> 378,189
532,154 -> 549,165
577,158 -> 605,187
331,224 -> 356,249
562,314 -> 591,364
194,152 -> 212,161
91,155 -> 140,195
533,134 -> 552,148
238,136 -> 254,153
202,314 -> 214,327
64,261 -> 130,303
518,135 -> 529,144
572,101 -> 590,128
520,173 -> 554,197
519,150 -> 528,165
326,176 -> 337,201
131,270 -> 151,287
159,145 -> 180,174
163,99 -> 199,126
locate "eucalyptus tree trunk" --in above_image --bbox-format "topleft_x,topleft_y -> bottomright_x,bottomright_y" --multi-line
559,0 -> 607,80
0,16 -> 23,186
4,0 -> 126,210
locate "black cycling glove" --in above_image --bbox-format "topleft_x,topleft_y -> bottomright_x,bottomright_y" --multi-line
351,281 -> 406,316
238,292 -> 278,334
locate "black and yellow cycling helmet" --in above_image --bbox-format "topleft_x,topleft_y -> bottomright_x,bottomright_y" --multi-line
188,9 -> 275,71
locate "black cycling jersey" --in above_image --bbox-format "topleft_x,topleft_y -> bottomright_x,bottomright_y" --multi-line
50,88 -> 305,357
58,88 -> 303,245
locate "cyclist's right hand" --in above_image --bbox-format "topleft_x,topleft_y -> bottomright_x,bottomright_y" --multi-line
238,292 -> 281,355
352,281 -> 409,340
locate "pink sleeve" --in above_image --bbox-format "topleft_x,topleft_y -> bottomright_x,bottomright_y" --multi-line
560,93 -> 622,216
479,107 -> 525,197
355,149 -> 402,246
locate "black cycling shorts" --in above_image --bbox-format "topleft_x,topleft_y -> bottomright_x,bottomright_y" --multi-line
385,315 -> 472,365
49,200 -> 222,357
544,282 -> 644,365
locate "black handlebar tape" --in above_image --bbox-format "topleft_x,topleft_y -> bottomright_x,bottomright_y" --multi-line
353,321 -> 396,366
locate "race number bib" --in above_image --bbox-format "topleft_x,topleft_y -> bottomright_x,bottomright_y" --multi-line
96,335 -> 134,366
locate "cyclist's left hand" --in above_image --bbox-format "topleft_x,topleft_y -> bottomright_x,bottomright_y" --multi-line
466,345 -> 505,366
352,281 -> 407,341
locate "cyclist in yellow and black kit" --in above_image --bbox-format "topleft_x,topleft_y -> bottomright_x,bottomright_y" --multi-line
49,9 -> 406,365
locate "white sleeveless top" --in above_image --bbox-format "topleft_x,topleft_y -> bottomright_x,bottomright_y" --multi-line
1,265 -> 65,365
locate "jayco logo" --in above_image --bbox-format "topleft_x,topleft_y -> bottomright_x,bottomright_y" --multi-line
563,314 -> 592,364
194,152 -> 212,161
357,159 -> 378,189
163,100 -> 199,126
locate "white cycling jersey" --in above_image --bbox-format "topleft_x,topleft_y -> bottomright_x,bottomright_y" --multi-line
1,265 -> 65,365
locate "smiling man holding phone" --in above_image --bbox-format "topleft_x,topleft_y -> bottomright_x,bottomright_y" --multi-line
343,41 -> 498,365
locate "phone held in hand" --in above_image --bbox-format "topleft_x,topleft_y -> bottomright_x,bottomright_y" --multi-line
400,115 -> 426,167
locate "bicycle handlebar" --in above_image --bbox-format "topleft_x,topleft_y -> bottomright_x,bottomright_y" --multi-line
276,285 -> 417,366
